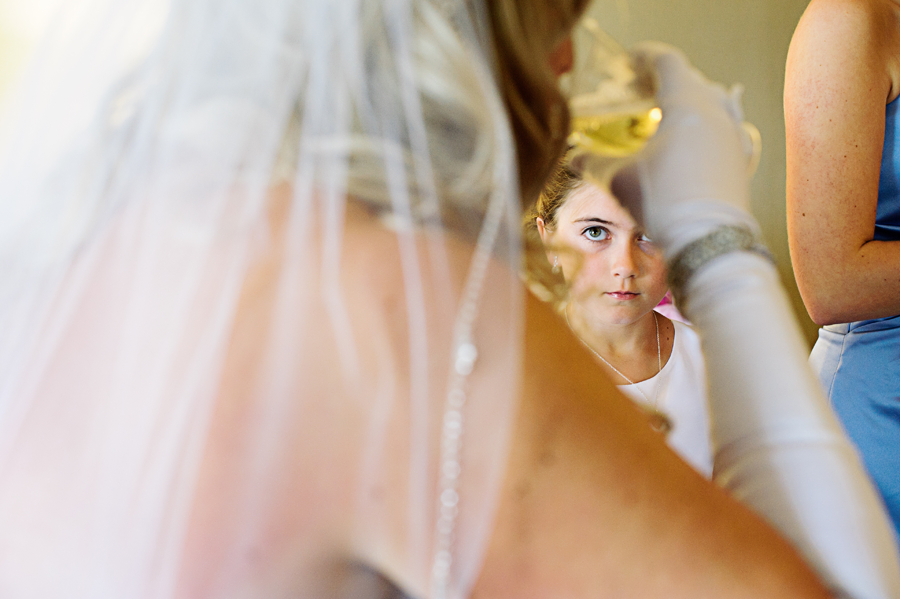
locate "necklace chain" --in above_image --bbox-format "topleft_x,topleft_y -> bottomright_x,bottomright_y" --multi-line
564,306 -> 671,433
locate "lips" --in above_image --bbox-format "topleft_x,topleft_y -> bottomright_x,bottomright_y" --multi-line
606,291 -> 640,301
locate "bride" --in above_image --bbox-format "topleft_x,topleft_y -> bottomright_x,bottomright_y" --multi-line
0,0 -> 896,596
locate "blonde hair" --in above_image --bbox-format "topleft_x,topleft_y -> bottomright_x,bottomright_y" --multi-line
286,0 -> 589,234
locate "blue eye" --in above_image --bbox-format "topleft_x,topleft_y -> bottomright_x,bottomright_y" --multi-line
583,226 -> 609,241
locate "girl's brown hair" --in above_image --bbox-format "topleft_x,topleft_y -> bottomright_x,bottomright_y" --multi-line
522,149 -> 585,303
527,150 -> 583,233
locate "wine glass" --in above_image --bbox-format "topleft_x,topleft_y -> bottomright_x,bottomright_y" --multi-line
561,18 -> 662,163
562,18 -> 762,181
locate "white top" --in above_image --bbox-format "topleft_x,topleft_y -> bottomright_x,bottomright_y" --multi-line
617,319 -> 712,476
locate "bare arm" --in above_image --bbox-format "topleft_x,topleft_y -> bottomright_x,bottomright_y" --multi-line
472,293 -> 831,599
785,0 -> 900,325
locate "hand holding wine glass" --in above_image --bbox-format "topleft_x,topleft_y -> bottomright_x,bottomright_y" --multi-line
606,41 -> 762,259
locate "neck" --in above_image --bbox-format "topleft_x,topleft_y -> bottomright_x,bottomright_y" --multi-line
566,302 -> 658,359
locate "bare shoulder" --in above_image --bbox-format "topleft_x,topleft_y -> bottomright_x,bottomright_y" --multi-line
797,0 -> 900,44
784,0 -> 899,215
787,0 -> 900,103
471,293 -> 830,599
201,191 -> 829,597
785,0 -> 900,321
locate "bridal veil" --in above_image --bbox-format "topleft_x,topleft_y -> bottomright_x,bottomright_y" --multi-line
0,0 -> 578,596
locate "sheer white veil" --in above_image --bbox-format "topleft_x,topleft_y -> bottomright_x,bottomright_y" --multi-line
0,0 -> 525,596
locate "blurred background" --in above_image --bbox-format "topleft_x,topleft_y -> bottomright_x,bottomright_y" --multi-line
0,0 -> 58,98
586,0 -> 817,345
0,0 -> 818,344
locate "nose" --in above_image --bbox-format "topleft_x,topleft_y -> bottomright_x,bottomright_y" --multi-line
611,241 -> 638,279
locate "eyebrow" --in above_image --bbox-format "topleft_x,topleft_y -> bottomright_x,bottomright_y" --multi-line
572,217 -> 645,236
572,217 -> 616,226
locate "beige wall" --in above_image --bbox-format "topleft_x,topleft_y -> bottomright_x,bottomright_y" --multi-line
586,0 -> 819,346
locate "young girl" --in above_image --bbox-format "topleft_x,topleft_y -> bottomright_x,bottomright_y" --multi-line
528,158 -> 712,476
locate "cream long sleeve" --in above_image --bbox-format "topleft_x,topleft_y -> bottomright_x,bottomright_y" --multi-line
683,251 -> 900,599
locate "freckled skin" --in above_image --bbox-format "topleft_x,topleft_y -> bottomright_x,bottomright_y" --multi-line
785,0 -> 900,324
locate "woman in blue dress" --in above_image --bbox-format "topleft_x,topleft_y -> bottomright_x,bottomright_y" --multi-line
785,0 -> 900,544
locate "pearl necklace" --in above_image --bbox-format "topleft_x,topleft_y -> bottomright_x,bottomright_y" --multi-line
565,306 -> 672,434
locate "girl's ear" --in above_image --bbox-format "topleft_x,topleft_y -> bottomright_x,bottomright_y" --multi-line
535,217 -> 557,268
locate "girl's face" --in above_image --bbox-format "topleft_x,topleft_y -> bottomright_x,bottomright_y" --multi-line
539,183 -> 669,326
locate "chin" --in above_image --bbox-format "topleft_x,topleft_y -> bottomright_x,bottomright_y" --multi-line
607,314 -> 648,326
593,305 -> 651,327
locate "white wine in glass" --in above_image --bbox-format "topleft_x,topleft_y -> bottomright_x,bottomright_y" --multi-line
563,18 -> 661,160
569,105 -> 662,158
564,18 -> 762,176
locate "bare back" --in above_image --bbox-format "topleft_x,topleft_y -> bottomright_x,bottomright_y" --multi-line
176,190 -> 830,598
